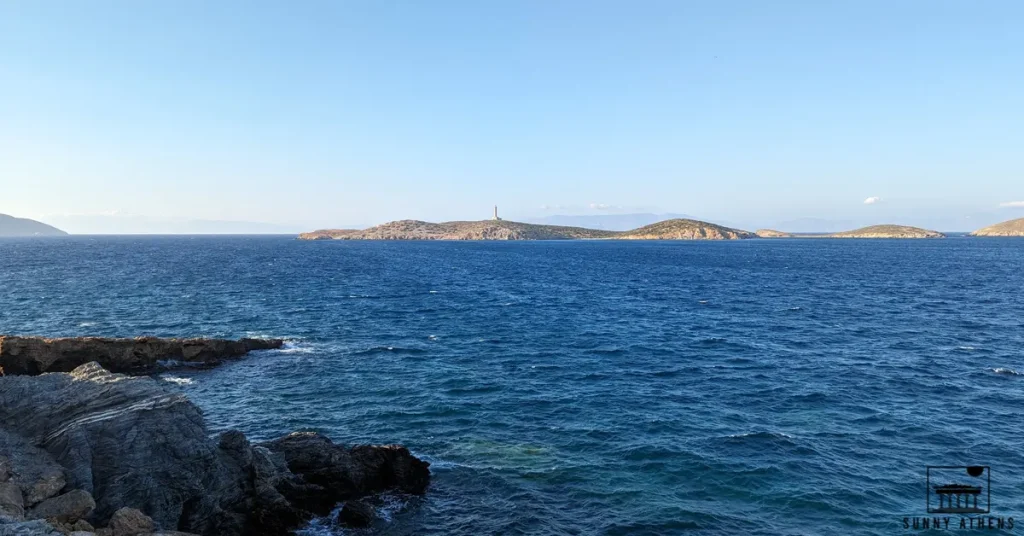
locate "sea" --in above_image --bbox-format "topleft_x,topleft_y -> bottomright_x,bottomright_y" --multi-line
1,236 -> 1023,535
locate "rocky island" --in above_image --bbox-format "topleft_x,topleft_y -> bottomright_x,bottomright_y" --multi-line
0,215 -> 67,237
826,225 -> 945,239
0,337 -> 430,536
300,218 -> 756,241
970,217 -> 1024,237
755,229 -> 794,238
616,219 -> 755,240
0,336 -> 284,375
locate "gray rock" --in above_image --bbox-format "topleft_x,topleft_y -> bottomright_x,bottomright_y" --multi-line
0,482 -> 24,520
0,336 -> 284,376
0,518 -> 63,536
27,490 -> 94,524
0,457 -> 10,482
336,500 -> 375,528
108,507 -> 154,536
0,430 -> 65,506
0,363 -> 430,536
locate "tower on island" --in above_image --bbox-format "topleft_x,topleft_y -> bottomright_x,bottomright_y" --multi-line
492,205 -> 501,221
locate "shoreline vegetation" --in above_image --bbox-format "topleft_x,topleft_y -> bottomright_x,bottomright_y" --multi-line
300,218 -> 1024,241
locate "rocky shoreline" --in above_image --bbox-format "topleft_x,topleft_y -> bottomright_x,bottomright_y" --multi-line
0,336 -> 284,376
0,338 -> 431,536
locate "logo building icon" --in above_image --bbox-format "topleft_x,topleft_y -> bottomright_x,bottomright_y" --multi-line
927,466 -> 990,514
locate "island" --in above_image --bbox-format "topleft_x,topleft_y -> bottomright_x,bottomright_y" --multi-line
300,218 -> 755,241
826,225 -> 945,239
755,229 -> 794,238
970,217 -> 1024,237
616,219 -> 755,240
750,225 -> 943,239
0,214 -> 67,237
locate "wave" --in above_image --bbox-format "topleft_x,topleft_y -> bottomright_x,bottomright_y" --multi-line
992,368 -> 1021,376
352,346 -> 427,356
726,431 -> 795,441
161,376 -> 195,386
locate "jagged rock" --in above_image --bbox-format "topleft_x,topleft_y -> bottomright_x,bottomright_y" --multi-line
0,482 -> 24,520
0,363 -> 430,536
107,508 -> 153,536
261,432 -> 430,497
336,500 -> 374,528
70,520 -> 93,532
0,518 -> 63,536
27,490 -> 94,524
0,430 -> 65,507
0,457 -> 10,482
0,336 -> 284,376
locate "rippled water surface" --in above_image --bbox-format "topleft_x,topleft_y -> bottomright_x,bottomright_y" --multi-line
2,236 -> 1023,535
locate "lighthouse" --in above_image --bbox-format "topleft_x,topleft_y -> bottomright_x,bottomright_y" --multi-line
493,205 -> 501,221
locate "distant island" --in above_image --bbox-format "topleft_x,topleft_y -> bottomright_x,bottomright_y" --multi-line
756,225 -> 944,239
300,217 -> 753,241
828,225 -> 945,238
969,217 -> 1024,237
0,214 -> 67,237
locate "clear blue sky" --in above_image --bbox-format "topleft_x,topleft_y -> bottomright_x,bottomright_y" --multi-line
2,1 -> 1023,231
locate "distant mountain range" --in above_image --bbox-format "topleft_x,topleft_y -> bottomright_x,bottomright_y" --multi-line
0,214 -> 67,237
38,214 -> 305,235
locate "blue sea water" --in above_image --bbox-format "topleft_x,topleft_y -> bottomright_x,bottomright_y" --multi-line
2,236 -> 1023,535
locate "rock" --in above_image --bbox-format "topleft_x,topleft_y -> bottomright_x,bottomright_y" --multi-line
27,490 -> 94,524
0,518 -> 63,536
0,364 -> 430,536
0,430 -> 66,507
261,432 -> 430,497
0,457 -> 10,482
71,520 -> 93,532
0,336 -> 284,376
107,508 -> 154,536
67,532 -> 95,536
336,500 -> 374,528
0,482 -> 24,520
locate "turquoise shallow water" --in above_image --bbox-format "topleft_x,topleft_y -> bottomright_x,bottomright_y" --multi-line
2,236 -> 1023,535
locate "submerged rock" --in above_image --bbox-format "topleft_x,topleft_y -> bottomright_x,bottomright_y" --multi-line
0,336 -> 284,376
336,500 -> 375,528
0,363 -> 430,536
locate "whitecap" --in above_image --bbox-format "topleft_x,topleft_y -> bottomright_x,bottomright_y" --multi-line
78,322 -> 96,327
956,346 -> 977,351
273,341 -> 315,354
161,376 -> 194,386
992,368 -> 1021,376
428,290 -> 440,294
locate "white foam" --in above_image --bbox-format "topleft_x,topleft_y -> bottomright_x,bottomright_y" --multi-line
161,376 -> 195,386
992,368 -> 1021,376
78,322 -> 96,327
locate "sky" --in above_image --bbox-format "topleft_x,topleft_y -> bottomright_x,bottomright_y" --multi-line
2,0 -> 1023,232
